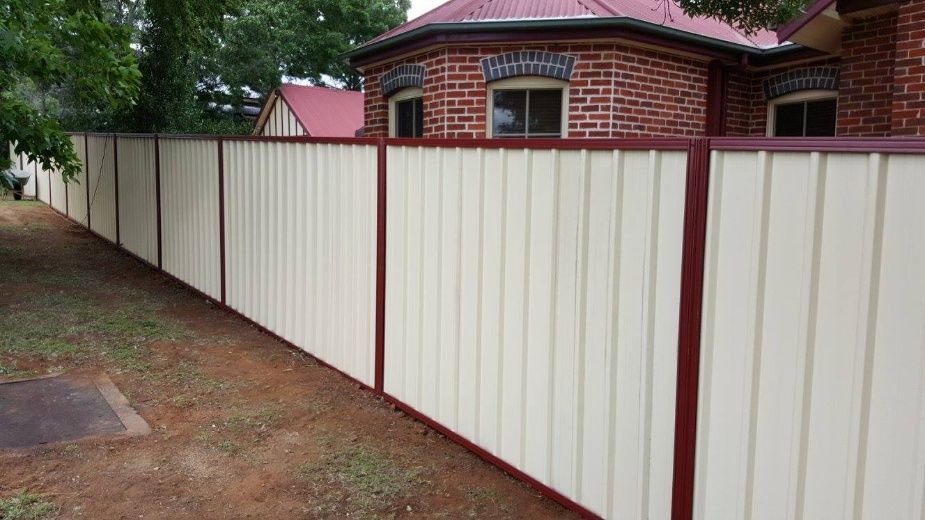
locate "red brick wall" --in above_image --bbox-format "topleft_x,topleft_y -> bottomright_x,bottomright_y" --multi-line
725,58 -> 841,137
893,0 -> 925,135
838,12 -> 898,136
363,42 -> 709,139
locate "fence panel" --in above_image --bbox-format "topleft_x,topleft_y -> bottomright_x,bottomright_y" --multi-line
224,140 -> 378,387
48,162 -> 67,214
66,134 -> 88,226
695,150 -> 925,520
158,138 -> 221,300
116,136 -> 158,265
86,135 -> 118,242
384,144 -> 688,519
34,158 -> 50,204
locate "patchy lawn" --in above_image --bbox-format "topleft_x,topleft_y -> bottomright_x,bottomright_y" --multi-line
0,201 -> 572,519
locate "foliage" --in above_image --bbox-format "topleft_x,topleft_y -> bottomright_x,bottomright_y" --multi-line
671,0 -> 811,35
210,0 -> 410,105
0,0 -> 140,182
0,492 -> 57,520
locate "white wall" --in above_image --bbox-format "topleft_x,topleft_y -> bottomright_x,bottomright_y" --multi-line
224,140 -> 378,386
261,98 -> 306,137
695,150 -> 925,520
384,145 -> 688,519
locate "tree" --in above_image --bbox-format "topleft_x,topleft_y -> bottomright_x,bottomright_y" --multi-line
212,0 -> 410,104
127,0 -> 236,133
0,0 -> 140,186
670,0 -> 810,35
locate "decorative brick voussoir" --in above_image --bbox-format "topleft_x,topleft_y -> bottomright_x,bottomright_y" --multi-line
380,64 -> 426,96
763,67 -> 840,99
480,51 -> 576,82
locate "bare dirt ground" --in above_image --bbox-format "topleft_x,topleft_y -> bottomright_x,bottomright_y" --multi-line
0,201 -> 575,519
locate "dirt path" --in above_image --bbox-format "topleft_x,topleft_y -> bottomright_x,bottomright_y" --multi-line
0,202 -> 574,519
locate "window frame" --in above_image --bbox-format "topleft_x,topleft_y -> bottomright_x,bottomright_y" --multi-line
766,90 -> 838,137
487,76 -> 570,139
389,87 -> 424,138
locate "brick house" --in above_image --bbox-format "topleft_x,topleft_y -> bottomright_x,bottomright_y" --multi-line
344,0 -> 925,139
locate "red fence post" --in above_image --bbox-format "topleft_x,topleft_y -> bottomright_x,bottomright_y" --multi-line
85,132 -> 91,228
154,134 -> 163,269
113,135 -> 121,246
374,138 -> 387,394
218,138 -> 226,305
671,138 -> 712,520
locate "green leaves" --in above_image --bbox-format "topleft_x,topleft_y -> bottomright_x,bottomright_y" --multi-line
671,0 -> 810,35
0,0 -> 139,183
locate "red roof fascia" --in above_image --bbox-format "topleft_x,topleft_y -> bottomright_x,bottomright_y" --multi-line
776,0 -> 836,43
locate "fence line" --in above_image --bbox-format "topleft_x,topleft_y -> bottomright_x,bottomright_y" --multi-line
24,133 -> 925,520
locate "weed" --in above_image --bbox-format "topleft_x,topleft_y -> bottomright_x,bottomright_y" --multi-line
158,361 -> 229,391
0,491 -> 57,520
466,487 -> 512,514
216,440 -> 240,455
299,444 -> 426,515
0,363 -> 34,379
224,408 -> 281,432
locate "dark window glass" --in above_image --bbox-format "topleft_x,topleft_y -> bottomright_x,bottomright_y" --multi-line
493,89 -> 563,138
529,90 -> 564,136
805,99 -> 837,137
774,98 -> 836,137
493,90 -> 527,136
396,98 -> 423,138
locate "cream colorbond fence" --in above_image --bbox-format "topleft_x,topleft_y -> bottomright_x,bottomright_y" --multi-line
86,135 -> 118,242
66,134 -> 88,226
224,140 -> 378,386
116,137 -> 159,265
384,145 -> 687,519
29,134 -> 925,520
158,138 -> 222,300
694,147 -> 925,520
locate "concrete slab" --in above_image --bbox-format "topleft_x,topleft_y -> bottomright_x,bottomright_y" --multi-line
0,373 -> 149,449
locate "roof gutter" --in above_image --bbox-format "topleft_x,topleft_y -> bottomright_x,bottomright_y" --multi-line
343,18 -> 807,69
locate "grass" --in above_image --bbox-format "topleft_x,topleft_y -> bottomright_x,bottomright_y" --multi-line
0,362 -> 34,379
299,444 -> 426,515
0,492 -> 57,520
224,408 -> 281,432
0,292 -> 188,370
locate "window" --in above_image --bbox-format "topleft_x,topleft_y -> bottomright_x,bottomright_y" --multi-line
768,91 -> 837,137
488,77 -> 568,138
389,88 -> 424,138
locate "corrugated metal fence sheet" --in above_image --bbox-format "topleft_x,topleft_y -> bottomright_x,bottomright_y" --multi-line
384,145 -> 688,519
695,150 -> 925,520
224,140 -> 378,387
158,138 -> 222,300
66,134 -> 88,226
25,134 -> 925,520
86,135 -> 118,242
116,137 -> 159,265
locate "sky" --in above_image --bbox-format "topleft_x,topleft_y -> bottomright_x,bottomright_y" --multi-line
409,0 -> 448,19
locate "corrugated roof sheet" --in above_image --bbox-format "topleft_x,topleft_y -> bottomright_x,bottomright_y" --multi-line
365,0 -> 781,49
278,85 -> 364,137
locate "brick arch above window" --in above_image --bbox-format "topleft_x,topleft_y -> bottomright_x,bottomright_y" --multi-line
763,67 -> 840,100
381,64 -> 425,97
481,51 -> 577,83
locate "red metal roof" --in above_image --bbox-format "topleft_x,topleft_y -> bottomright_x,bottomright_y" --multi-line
366,0 -> 782,49
277,85 -> 364,137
